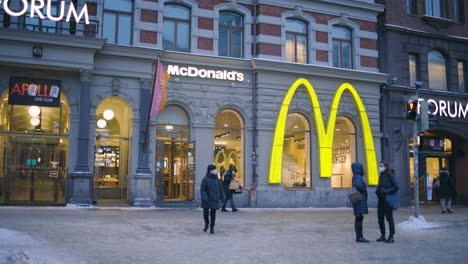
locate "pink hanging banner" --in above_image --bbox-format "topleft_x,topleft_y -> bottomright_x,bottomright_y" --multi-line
150,60 -> 170,115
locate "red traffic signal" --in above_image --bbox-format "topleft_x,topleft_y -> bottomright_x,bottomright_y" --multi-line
406,100 -> 418,120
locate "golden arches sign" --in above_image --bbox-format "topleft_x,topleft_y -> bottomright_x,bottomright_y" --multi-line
269,78 -> 379,185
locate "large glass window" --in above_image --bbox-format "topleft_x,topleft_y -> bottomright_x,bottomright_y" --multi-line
94,97 -> 132,200
103,0 -> 133,45
332,26 -> 352,69
219,12 -> 243,58
409,54 -> 418,87
0,90 -> 70,204
285,19 -> 308,64
156,106 -> 194,201
331,117 -> 356,189
214,110 -> 244,186
282,113 -> 311,189
428,50 -> 447,90
458,61 -> 466,92
163,4 -> 190,52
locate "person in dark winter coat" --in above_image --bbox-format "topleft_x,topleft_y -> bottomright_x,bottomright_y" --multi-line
437,168 -> 455,214
375,161 -> 399,243
221,170 -> 239,212
351,162 -> 369,243
200,165 -> 226,234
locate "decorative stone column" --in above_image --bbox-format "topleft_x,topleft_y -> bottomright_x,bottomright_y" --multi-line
69,69 -> 94,205
131,79 -> 154,207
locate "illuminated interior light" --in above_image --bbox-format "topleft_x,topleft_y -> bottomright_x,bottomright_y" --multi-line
165,125 -> 174,130
29,106 -> 41,117
97,119 -> 107,128
30,117 -> 40,126
269,78 -> 378,185
103,110 -> 115,120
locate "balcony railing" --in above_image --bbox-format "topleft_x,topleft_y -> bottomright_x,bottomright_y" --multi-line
0,10 -> 99,38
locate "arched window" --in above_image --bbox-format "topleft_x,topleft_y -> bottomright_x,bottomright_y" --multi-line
285,19 -> 308,63
94,97 -> 133,200
163,4 -> 190,52
219,12 -> 243,58
428,50 -> 447,90
283,113 -> 311,189
156,105 -> 193,201
332,26 -> 352,69
214,109 -> 244,186
331,117 -> 356,189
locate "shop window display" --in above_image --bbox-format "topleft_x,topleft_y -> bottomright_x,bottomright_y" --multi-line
331,117 -> 356,189
214,109 -> 244,186
282,113 -> 311,189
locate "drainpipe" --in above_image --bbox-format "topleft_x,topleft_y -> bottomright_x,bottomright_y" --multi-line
249,0 -> 258,208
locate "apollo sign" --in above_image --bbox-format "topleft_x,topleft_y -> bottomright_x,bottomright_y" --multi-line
418,99 -> 468,119
0,0 -> 89,24
167,65 -> 244,82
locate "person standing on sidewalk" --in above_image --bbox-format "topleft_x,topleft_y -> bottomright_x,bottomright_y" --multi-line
437,168 -> 455,214
221,169 -> 239,212
200,165 -> 226,234
351,162 -> 370,243
375,161 -> 399,243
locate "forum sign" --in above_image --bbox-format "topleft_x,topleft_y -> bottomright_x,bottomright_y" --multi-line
0,0 -> 90,24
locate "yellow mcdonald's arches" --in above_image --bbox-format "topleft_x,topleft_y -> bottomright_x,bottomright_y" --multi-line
269,78 -> 379,185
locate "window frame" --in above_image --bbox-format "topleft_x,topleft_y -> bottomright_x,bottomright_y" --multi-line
454,0 -> 465,24
425,0 -> 447,18
406,0 -> 418,15
103,0 -> 134,45
331,116 -> 357,189
218,11 -> 244,58
458,60 -> 467,93
332,26 -> 353,69
409,53 -> 419,87
427,50 -> 448,90
285,19 -> 308,64
163,4 -> 191,52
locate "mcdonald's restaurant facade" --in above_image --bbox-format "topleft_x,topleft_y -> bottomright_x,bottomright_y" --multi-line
156,53 -> 388,208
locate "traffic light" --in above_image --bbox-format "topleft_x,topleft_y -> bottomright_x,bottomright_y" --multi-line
406,100 -> 418,120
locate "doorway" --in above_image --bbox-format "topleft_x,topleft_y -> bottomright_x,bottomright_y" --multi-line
156,141 -> 194,201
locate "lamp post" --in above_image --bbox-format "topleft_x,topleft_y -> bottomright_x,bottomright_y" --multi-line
413,81 -> 423,218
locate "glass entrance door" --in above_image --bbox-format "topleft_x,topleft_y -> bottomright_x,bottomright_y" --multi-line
0,133 -> 67,204
156,141 -> 194,201
410,156 -> 451,203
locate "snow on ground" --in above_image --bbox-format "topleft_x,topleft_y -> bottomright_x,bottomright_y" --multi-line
398,215 -> 449,231
0,229 -> 37,246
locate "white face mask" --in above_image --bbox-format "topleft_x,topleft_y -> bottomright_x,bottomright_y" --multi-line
378,167 -> 385,174
213,170 -> 218,175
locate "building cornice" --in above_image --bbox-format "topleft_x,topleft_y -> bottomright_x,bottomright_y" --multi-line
251,59 -> 388,84
97,45 -> 162,61
385,85 -> 468,100
384,24 -> 468,43
161,51 -> 252,70
0,28 -> 106,50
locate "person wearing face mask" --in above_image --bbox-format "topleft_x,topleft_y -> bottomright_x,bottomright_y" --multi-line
375,161 -> 399,243
200,165 -> 226,234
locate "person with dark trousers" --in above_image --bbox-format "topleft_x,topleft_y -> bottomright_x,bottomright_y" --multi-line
200,165 -> 225,234
351,162 -> 369,243
221,170 -> 239,212
375,161 -> 399,243
437,168 -> 455,214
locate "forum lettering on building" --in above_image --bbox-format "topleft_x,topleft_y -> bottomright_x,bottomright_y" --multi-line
0,0 -> 90,24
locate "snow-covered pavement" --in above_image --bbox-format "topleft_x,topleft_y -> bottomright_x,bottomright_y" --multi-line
1,205 -> 467,264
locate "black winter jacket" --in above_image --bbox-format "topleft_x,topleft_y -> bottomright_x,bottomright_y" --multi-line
376,169 -> 399,200
200,173 -> 226,209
